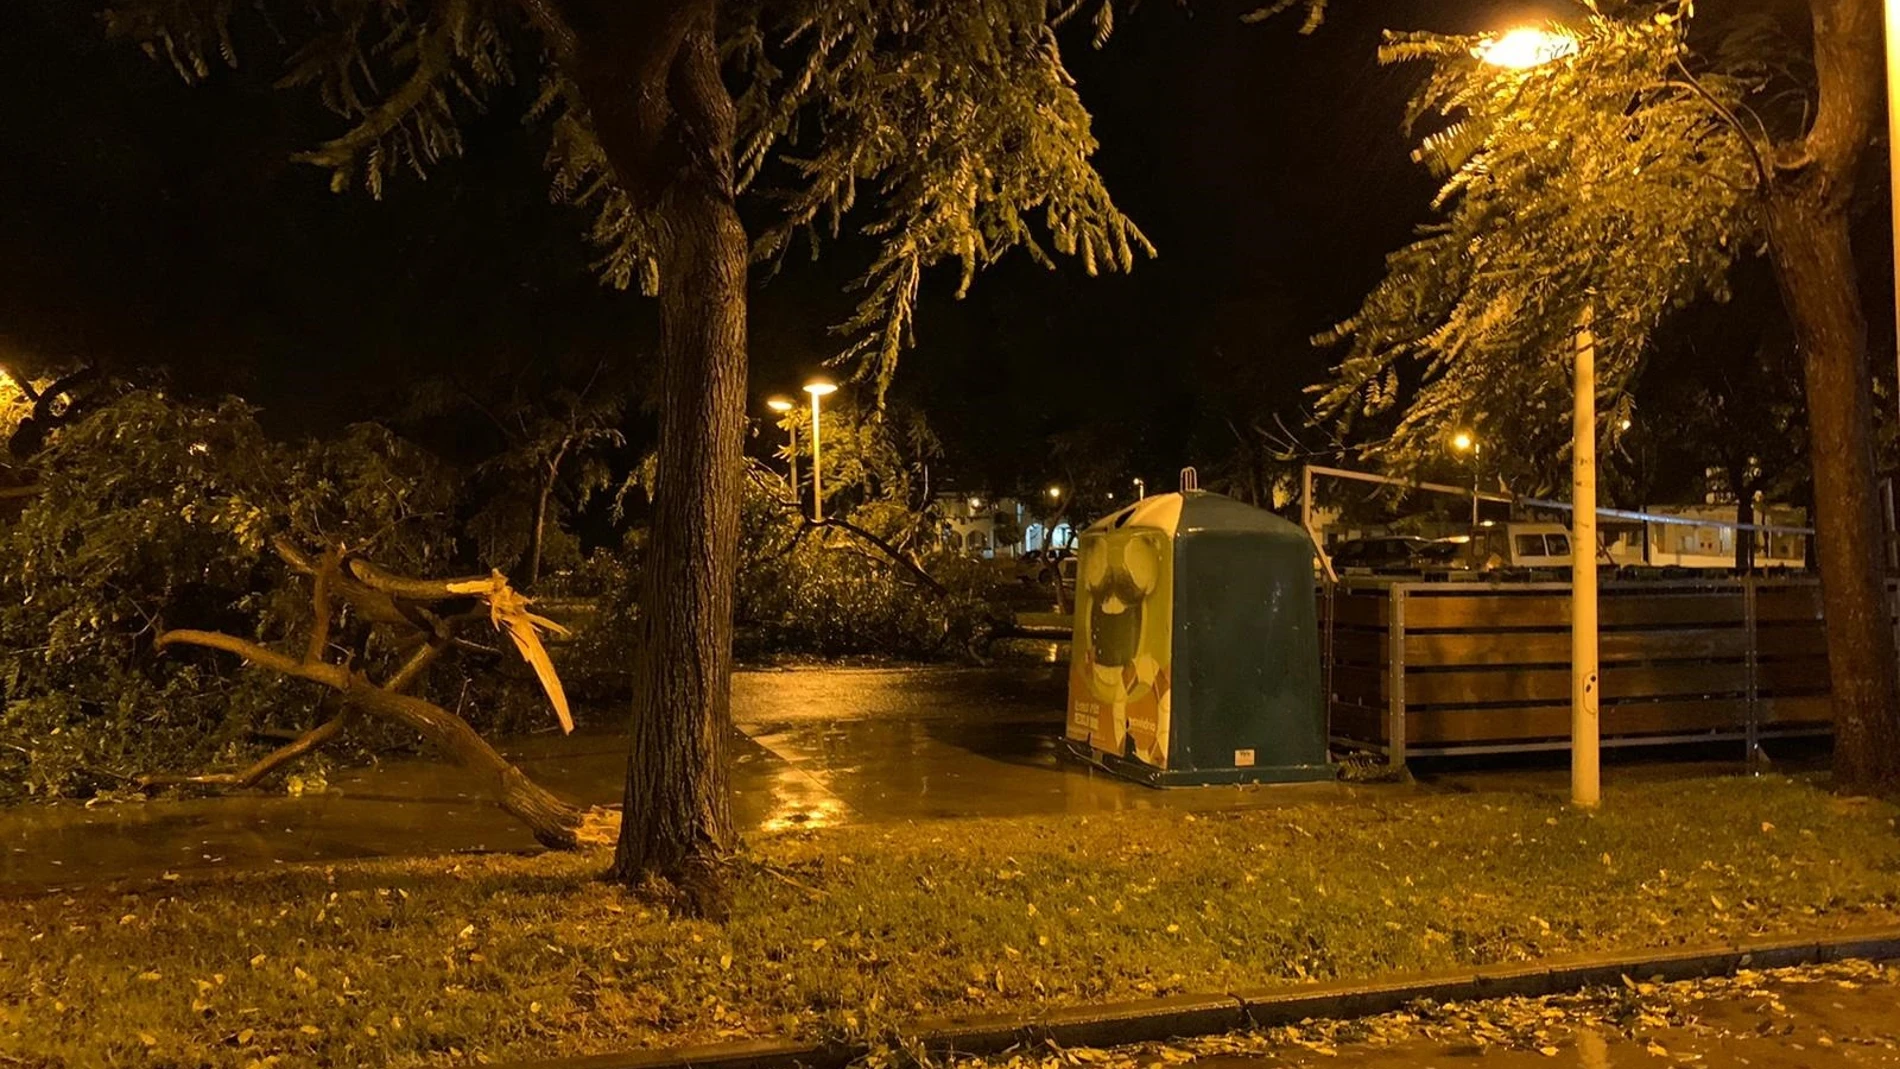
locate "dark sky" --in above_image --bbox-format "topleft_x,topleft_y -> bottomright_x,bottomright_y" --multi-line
2,0 -> 1572,488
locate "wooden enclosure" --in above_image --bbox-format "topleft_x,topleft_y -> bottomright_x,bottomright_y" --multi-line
1321,578 -> 1882,765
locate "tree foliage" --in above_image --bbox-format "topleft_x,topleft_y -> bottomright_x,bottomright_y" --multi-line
1313,5 -> 1766,492
106,0 -> 1154,394
0,391 -> 459,799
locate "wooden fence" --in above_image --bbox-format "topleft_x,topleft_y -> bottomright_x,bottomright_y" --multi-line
1320,578 -> 1883,766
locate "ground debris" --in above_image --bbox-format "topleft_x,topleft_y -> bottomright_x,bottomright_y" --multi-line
947,959 -> 1900,1069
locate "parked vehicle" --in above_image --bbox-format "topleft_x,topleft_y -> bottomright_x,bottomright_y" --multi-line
1466,522 -> 1574,570
1016,547 -> 1075,586
1328,535 -> 1462,573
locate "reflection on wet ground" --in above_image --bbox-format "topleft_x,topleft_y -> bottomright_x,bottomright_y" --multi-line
0,664 -> 1792,892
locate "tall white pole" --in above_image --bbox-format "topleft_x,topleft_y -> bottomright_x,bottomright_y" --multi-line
809,393 -> 825,523
1573,306 -> 1601,809
1470,444 -> 1482,529
787,422 -> 800,508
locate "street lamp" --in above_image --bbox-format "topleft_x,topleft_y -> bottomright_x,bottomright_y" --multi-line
803,379 -> 837,522
766,397 -> 799,507
1481,24 -> 1599,810
1133,477 -> 1146,500
1476,25 -> 1577,69
1450,430 -> 1481,529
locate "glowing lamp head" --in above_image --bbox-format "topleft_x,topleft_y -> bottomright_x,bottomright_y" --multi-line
1617,417 -> 1633,432
1477,27 -> 1576,70
1047,486 -> 1062,500
1451,431 -> 1476,453
765,397 -> 794,413
803,380 -> 838,398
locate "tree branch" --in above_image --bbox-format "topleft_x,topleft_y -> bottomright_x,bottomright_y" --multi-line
811,515 -> 950,596
305,546 -> 341,664
347,557 -> 495,602
138,706 -> 351,790
1667,65 -> 1771,192
291,24 -> 452,170
156,630 -> 348,688
274,537 -> 421,633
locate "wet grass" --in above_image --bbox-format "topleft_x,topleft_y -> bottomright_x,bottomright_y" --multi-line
2,776 -> 1898,1067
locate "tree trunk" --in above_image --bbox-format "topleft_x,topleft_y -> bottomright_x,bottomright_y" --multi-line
526,439 -> 569,590
1766,189 -> 1900,793
555,13 -> 744,908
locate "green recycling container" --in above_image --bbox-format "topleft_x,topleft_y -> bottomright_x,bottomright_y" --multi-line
1065,490 -> 1331,786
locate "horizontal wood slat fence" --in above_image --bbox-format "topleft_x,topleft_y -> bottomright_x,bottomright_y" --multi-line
1320,578 -> 1895,768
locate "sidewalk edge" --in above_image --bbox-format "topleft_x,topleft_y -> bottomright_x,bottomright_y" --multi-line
497,926 -> 1900,1069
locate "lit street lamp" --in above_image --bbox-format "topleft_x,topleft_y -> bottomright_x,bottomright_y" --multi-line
1450,429 -> 1481,529
1133,477 -> 1146,500
804,380 -> 837,522
766,397 -> 799,507
1480,24 -> 1598,810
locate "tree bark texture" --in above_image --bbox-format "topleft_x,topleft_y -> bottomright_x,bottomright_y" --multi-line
539,0 -> 744,903
1759,0 -> 1900,793
613,26 -> 744,903
1767,192 -> 1900,792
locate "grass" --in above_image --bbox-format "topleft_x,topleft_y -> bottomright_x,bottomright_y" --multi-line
2,776 -> 1897,1067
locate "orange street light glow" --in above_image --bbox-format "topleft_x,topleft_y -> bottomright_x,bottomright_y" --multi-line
803,380 -> 837,397
766,397 -> 794,412
1477,27 -> 1576,70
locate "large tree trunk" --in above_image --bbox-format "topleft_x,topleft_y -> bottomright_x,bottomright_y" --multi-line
548,2 -> 744,907
1758,0 -> 1900,795
526,0 -> 747,906
1766,189 -> 1900,793
613,164 -> 746,904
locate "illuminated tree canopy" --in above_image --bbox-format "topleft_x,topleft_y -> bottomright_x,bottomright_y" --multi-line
107,0 -> 1153,392
1312,8 -> 1764,490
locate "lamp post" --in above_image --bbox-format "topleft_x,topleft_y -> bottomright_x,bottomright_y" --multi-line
1450,430 -> 1481,529
1572,308 -> 1601,809
1480,23 -> 1597,809
1133,477 -> 1146,500
804,380 -> 837,523
766,397 -> 798,507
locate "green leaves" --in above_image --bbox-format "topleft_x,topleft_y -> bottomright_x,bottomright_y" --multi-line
109,0 -> 1153,399
0,391 -> 458,799
1314,5 -> 1765,491
736,0 -> 1154,393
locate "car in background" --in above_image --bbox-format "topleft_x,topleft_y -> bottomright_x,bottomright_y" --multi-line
1015,547 -> 1075,586
1468,522 -> 1573,571
1328,535 -> 1463,573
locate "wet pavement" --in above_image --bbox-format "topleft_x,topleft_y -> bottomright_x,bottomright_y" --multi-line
1173,966 -> 1900,1068
0,666 -> 1361,892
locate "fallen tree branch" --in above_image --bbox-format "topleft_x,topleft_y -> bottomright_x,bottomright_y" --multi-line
347,558 -> 495,602
150,545 -> 586,849
810,516 -> 949,596
137,705 -> 352,790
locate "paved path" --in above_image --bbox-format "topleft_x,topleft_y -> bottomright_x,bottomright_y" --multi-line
1,665 -> 1803,894
1189,971 -> 1900,1068
0,666 -> 1364,893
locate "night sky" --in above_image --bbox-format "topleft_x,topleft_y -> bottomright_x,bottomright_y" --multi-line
4,0 -> 1612,490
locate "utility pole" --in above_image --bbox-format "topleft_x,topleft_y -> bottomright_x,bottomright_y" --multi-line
1573,306 -> 1601,809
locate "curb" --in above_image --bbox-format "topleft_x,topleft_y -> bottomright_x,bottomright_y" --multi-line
497,927 -> 1900,1069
